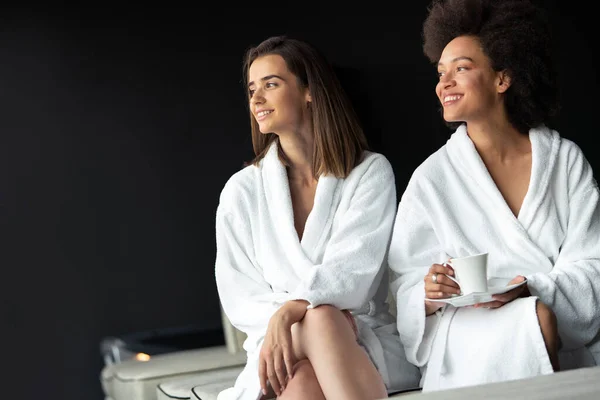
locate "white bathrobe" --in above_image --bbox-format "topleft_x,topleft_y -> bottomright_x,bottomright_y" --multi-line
389,124 -> 600,391
215,142 -> 421,400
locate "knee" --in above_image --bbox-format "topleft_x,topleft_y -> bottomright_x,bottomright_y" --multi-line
278,360 -> 322,400
536,300 -> 561,370
291,305 -> 355,360
291,359 -> 318,382
536,300 -> 559,345
301,305 -> 344,332
536,300 -> 557,331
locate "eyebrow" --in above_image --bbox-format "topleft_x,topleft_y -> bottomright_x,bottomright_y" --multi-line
247,74 -> 284,88
437,56 -> 474,67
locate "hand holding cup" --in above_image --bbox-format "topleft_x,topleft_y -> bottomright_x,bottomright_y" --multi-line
424,262 -> 461,315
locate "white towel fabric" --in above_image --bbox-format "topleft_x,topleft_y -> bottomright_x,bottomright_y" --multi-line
215,142 -> 420,400
389,124 -> 600,391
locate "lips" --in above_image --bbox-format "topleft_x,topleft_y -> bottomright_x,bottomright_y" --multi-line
442,94 -> 462,106
255,109 -> 273,121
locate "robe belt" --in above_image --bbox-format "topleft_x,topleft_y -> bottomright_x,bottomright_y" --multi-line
350,299 -> 378,317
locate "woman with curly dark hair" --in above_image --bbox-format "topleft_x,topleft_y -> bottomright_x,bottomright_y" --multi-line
388,0 -> 600,391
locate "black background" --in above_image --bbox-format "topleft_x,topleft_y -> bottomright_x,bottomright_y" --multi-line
1,2 -> 596,399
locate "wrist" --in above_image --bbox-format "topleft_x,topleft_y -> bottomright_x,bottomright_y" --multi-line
280,300 -> 309,324
521,283 -> 531,298
425,302 -> 441,316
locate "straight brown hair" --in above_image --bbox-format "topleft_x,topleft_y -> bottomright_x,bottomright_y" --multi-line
243,36 -> 368,178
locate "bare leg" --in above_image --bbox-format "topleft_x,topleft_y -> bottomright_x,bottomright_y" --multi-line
536,300 -> 560,371
277,359 -> 326,400
285,305 -> 387,400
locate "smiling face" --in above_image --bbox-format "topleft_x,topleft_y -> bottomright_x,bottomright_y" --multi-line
247,54 -> 312,136
436,35 -> 510,125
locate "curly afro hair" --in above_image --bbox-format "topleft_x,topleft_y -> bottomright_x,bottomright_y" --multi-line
423,0 -> 559,133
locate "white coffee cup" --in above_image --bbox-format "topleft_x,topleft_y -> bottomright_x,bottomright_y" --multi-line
444,252 -> 489,294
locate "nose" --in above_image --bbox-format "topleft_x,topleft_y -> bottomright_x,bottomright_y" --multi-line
250,88 -> 265,106
439,72 -> 455,89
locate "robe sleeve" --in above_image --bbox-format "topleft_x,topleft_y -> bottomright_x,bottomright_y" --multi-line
214,182 -> 284,346
387,175 -> 446,366
526,148 -> 600,351
289,156 -> 398,311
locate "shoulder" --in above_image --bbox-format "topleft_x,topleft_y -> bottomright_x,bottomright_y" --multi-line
555,133 -> 598,191
350,151 -> 395,182
541,127 -> 594,175
558,135 -> 590,167
417,146 -> 448,177
533,125 -> 588,167
402,143 -> 450,191
218,163 -> 260,212
534,126 -> 599,194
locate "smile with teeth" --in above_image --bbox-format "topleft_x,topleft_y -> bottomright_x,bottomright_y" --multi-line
257,110 -> 273,117
443,94 -> 462,105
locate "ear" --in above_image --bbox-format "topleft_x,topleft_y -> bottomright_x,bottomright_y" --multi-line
497,70 -> 512,94
304,89 -> 312,104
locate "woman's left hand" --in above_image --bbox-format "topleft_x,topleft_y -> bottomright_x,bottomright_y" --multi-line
473,275 -> 530,309
258,300 -> 307,397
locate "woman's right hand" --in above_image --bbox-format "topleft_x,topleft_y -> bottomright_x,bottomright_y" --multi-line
258,300 -> 306,397
424,263 -> 461,315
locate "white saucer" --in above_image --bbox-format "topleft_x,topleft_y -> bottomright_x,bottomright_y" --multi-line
425,278 -> 527,308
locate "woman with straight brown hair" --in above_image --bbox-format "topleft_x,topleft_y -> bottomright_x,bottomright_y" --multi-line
215,36 -> 420,400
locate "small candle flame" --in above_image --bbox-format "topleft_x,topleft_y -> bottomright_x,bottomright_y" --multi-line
135,353 -> 151,362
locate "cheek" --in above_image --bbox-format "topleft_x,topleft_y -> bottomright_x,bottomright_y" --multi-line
469,79 -> 494,103
280,97 -> 304,117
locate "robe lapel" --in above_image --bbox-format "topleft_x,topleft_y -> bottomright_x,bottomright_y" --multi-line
447,125 -> 558,271
261,143 -> 340,279
448,126 -> 523,228
516,127 -> 560,230
300,174 -> 341,259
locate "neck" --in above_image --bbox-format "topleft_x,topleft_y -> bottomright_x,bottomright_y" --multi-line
466,117 -> 530,161
278,132 -> 315,183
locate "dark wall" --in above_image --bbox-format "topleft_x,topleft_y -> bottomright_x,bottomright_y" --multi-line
2,2 -> 596,400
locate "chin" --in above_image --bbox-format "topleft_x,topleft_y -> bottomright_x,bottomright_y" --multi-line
258,126 -> 276,135
257,124 -> 270,134
443,113 -> 460,123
